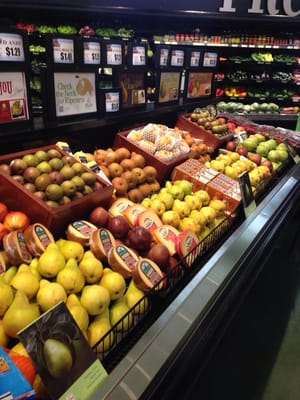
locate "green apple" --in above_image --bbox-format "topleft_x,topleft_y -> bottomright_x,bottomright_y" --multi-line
141,198 -> 152,208
172,199 -> 190,219
189,209 -> 207,229
184,194 -> 202,211
158,191 -> 174,210
174,179 -> 192,196
267,149 -> 281,163
161,210 -> 181,228
167,184 -> 185,200
150,198 -> 166,217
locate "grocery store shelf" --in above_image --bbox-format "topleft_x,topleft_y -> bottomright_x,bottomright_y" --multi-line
90,163 -> 300,399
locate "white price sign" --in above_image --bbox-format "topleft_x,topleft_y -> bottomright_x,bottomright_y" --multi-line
132,46 -> 146,66
170,49 -> 184,67
106,43 -> 122,65
203,52 -> 218,67
190,50 -> 201,67
105,91 -> 120,112
0,33 -> 25,62
53,38 -> 74,64
83,41 -> 101,65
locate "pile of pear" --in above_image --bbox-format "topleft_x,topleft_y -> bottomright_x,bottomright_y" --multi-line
141,179 -> 227,241
0,237 -> 149,356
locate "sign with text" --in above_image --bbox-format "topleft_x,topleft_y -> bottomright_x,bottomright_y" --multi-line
0,32 -> 25,62
238,171 -> 256,218
54,72 -> 97,117
53,37 -> 74,64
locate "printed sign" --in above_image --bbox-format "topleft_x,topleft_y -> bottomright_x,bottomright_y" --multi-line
54,72 -> 97,117
83,41 -> 101,65
158,71 -> 181,103
53,37 -> 74,64
238,171 -> 256,217
0,32 -> 25,62
0,71 -> 29,123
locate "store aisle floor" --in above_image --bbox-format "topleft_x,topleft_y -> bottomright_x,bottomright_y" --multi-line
182,222 -> 300,400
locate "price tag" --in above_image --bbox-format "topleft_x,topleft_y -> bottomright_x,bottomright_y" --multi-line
105,91 -> 120,112
170,49 -> 184,67
190,50 -> 201,67
106,43 -> 122,66
203,52 -> 218,67
132,46 -> 146,66
53,38 -> 74,64
83,41 -> 101,65
284,138 -> 300,163
0,33 -> 25,62
160,48 -> 169,67
238,171 -> 256,218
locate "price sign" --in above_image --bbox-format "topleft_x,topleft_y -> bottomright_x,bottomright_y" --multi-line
53,38 -> 74,64
0,33 -> 25,62
132,46 -> 146,66
170,49 -> 184,67
159,48 -> 169,67
83,41 -> 101,65
190,50 -> 201,67
238,171 -> 256,218
284,138 -> 300,164
203,52 -> 218,67
106,43 -> 122,66
105,91 -> 120,112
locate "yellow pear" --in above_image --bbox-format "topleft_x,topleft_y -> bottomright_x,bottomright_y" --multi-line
124,279 -> 149,315
110,296 -> 133,331
3,290 -> 40,338
79,250 -> 103,284
66,296 -> 89,334
38,243 -> 65,278
100,268 -> 126,301
80,284 -> 110,316
0,319 -> 9,347
36,279 -> 67,312
56,238 -> 84,262
29,257 -> 41,281
87,308 -> 114,353
0,277 -> 14,317
56,258 -> 85,294
10,264 -> 40,300
2,265 -> 18,284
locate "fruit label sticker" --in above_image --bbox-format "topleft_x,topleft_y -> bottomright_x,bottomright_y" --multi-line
53,37 -> 74,64
238,171 -> 256,218
0,72 -> 29,123
0,32 -> 25,62
83,41 -> 101,65
18,301 -> 108,400
54,72 -> 97,117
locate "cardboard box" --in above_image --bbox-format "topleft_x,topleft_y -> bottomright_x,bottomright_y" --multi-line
175,113 -> 233,150
113,128 -> 190,182
0,145 -> 113,237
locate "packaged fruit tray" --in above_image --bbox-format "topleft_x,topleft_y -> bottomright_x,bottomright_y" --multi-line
93,210 -> 236,367
0,145 -> 113,236
112,124 -> 191,183
175,113 -> 233,151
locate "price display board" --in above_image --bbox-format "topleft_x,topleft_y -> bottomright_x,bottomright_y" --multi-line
98,88 -> 121,113
0,32 -> 25,62
83,40 -> 101,65
53,37 -> 74,64
170,48 -> 185,68
202,51 -> 218,68
127,43 -> 147,67
154,45 -> 170,68
238,171 -> 256,218
103,41 -> 124,68
186,47 -> 202,68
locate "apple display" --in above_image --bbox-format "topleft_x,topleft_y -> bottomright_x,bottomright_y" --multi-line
147,243 -> 170,271
107,215 -> 130,239
89,206 -> 111,227
127,226 -> 152,253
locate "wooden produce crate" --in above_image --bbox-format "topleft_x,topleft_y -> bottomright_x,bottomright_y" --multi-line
175,113 -> 233,151
113,127 -> 191,183
0,145 -> 113,236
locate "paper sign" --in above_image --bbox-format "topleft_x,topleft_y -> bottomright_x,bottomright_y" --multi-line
18,302 -> 108,400
238,171 -> 256,218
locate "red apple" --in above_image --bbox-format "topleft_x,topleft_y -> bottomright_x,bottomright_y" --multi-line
226,141 -> 237,152
147,243 -> 170,272
0,222 -> 9,241
127,226 -> 152,253
248,153 -> 261,165
3,211 -> 30,231
237,146 -> 248,157
89,206 -> 110,227
107,215 -> 130,239
0,202 -> 8,222
261,159 -> 273,173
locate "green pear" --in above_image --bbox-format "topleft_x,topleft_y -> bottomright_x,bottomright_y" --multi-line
38,243 -> 65,278
0,277 -> 14,317
10,264 -> 40,299
109,296 -> 133,331
172,199 -> 191,219
36,279 -> 67,312
3,290 -> 40,338
43,338 -> 73,379
56,258 -> 85,294
79,250 -> 103,284
87,308 -> 114,352
125,279 -> 149,315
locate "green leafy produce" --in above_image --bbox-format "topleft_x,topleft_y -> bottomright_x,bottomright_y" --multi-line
36,25 -> 57,33
57,25 -> 77,34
